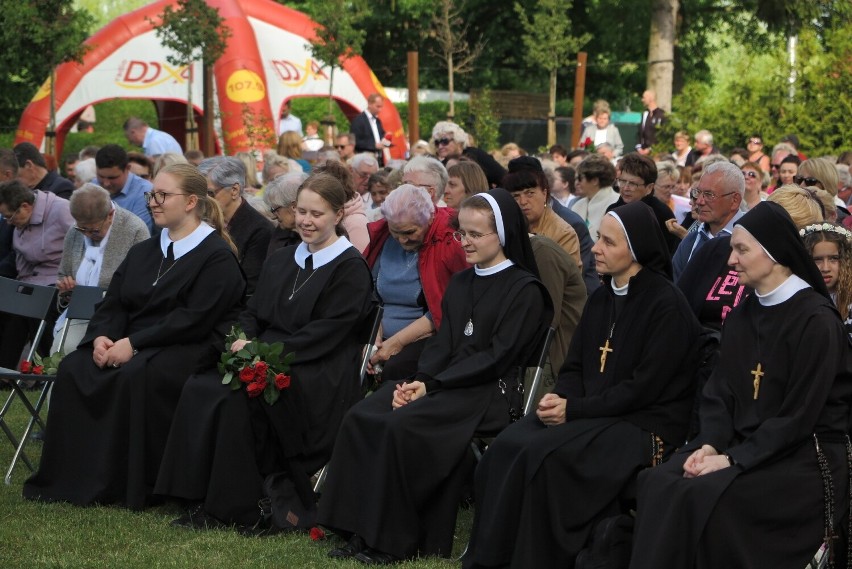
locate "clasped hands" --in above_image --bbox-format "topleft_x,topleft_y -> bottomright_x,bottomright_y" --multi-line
93,336 -> 135,369
682,444 -> 730,478
537,393 -> 567,426
392,381 -> 426,409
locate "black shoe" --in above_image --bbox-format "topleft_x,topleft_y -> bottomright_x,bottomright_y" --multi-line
354,547 -> 401,565
171,503 -> 226,530
328,534 -> 367,559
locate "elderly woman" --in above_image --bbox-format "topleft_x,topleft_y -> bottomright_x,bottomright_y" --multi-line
579,100 -> 624,157
503,157 -> 582,268
430,121 -> 467,164
261,152 -> 292,184
672,131 -> 692,167
73,158 -> 97,189
631,202 -> 852,569
403,156 -> 449,206
364,185 -> 469,383
571,154 -> 620,240
263,171 -> 308,257
445,161 -> 489,209
53,184 -> 149,352
654,160 -> 679,211
205,157 -> 272,295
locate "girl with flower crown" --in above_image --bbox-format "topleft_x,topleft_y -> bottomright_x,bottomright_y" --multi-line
801,222 -> 852,333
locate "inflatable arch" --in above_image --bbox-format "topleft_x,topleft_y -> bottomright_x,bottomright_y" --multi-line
15,0 -> 406,159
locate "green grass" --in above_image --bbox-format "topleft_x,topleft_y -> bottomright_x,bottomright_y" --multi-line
0,396 -> 470,568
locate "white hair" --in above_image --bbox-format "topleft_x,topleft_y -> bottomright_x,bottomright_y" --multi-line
403,155 -> 449,198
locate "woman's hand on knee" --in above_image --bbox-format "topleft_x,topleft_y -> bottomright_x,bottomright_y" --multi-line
93,336 -> 114,368
536,393 -> 566,426
392,380 -> 426,409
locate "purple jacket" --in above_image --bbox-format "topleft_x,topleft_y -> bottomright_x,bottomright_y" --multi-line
14,190 -> 75,285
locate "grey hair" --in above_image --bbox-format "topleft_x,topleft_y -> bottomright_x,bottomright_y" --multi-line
208,156 -> 247,193
351,153 -> 379,170
771,142 -> 796,156
703,160 -> 745,197
430,121 -> 468,148
403,155 -> 449,198
69,183 -> 112,222
262,152 -> 290,181
197,156 -> 225,176
837,164 -> 850,188
695,130 -> 713,145
381,184 -> 435,226
655,161 -> 679,181
74,158 -> 97,185
264,171 -> 309,209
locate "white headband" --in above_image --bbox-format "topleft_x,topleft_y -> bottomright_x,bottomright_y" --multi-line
607,211 -> 637,262
478,192 -> 505,246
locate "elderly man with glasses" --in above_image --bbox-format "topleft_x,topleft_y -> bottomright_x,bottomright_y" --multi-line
671,161 -> 745,281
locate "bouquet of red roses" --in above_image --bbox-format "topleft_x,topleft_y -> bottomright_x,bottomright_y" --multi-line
19,351 -> 64,375
218,325 -> 295,405
579,137 -> 594,152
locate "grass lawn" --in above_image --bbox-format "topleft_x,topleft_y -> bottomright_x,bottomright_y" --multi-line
0,394 -> 470,568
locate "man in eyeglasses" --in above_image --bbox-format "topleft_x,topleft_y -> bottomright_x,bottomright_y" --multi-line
671,161 -> 744,281
335,133 -> 356,162
95,145 -> 153,234
351,93 -> 387,166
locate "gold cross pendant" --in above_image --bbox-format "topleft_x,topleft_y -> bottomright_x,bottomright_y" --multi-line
751,362 -> 764,399
599,339 -> 613,373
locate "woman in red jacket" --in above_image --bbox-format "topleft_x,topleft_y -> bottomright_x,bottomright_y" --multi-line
363,184 -> 469,383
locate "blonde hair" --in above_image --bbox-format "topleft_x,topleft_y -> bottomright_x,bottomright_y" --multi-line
236,152 -> 261,189
799,157 -> 840,197
159,163 -> 237,254
277,131 -> 303,159
766,184 -> 825,228
151,152 -> 188,178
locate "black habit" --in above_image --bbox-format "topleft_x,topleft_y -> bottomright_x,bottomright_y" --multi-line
317,264 -> 551,559
227,198 -> 272,295
606,193 -> 680,255
154,241 -> 375,525
23,232 -> 245,509
464,201 -> 702,569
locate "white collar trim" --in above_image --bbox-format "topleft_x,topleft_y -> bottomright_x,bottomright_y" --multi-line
294,236 -> 353,268
756,274 -> 810,306
475,258 -> 514,276
160,222 -> 215,259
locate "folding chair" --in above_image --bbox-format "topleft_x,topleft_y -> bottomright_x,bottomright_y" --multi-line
0,282 -> 104,484
313,303 -> 383,494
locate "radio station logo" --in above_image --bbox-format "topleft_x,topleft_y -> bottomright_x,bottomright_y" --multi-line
116,60 -> 193,89
270,58 -> 328,87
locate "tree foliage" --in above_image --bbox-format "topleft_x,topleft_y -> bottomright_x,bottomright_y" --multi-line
0,0 -> 92,133
151,0 -> 231,68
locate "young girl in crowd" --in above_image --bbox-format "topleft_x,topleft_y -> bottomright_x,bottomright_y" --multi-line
801,222 -> 852,331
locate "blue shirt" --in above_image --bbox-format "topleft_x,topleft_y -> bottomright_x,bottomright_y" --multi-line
672,210 -> 744,282
143,127 -> 182,156
112,172 -> 153,234
375,237 -> 424,338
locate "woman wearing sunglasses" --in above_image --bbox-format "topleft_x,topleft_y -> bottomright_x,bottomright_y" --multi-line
739,161 -> 765,211
430,121 -> 467,164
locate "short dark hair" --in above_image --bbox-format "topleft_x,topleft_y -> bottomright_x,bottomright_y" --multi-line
127,152 -> 153,170
619,153 -> 657,185
576,154 -> 616,187
0,180 -> 36,209
549,144 -> 567,158
567,149 -> 588,162
555,166 -> 575,192
95,144 -> 129,170
780,154 -> 802,167
503,170 -> 548,195
13,142 -> 46,169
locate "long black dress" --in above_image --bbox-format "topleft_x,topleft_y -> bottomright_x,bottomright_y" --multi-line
629,286 -> 852,568
317,264 -> 551,559
463,268 -> 702,569
23,232 -> 245,509
154,239 -> 375,525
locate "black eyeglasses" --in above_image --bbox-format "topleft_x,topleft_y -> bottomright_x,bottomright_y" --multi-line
794,176 -> 821,187
434,138 -> 452,147
144,191 -> 189,205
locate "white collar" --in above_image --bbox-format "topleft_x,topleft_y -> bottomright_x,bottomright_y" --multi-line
611,279 -> 629,296
160,222 -> 215,259
294,236 -> 353,268
475,258 -> 514,276
756,274 -> 810,306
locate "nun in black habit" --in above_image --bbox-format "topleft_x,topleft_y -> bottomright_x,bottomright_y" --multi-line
463,201 -> 703,569
318,189 -> 552,564
629,201 -> 852,569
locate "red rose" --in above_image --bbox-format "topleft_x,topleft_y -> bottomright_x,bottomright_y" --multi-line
239,365 -> 255,383
583,137 -> 592,147
246,378 -> 267,398
32,365 -> 44,375
309,526 -> 325,541
275,374 -> 291,389
20,361 -> 31,373
254,361 -> 269,378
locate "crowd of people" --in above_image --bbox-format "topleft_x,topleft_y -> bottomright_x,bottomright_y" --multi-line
3,91 -> 852,568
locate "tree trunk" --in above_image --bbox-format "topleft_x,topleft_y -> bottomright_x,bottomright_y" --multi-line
647,0 -> 678,112
448,53 -> 455,120
185,64 -> 197,151
548,68 -> 557,147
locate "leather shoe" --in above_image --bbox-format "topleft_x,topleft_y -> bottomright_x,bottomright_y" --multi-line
171,503 -> 227,530
328,534 -> 367,559
354,547 -> 401,565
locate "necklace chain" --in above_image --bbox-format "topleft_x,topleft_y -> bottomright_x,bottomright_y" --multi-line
289,266 -> 318,300
152,256 -> 178,286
